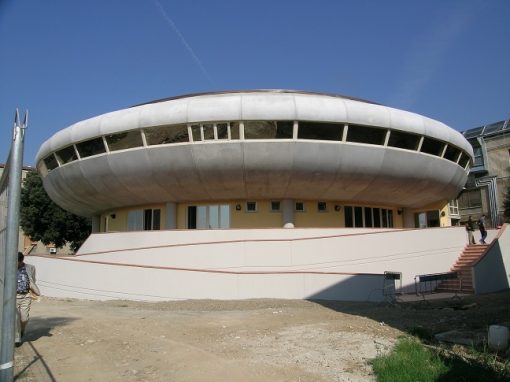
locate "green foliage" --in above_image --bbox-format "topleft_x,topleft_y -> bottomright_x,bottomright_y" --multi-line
372,336 -> 510,382
20,171 -> 91,252
504,184 -> 510,223
372,337 -> 447,382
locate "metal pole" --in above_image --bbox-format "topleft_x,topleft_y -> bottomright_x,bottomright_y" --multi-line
0,110 -> 26,382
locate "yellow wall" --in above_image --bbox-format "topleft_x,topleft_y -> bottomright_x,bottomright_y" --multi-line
293,201 -> 344,227
231,201 -> 282,228
100,204 -> 166,232
100,200 -> 408,231
407,200 -> 450,227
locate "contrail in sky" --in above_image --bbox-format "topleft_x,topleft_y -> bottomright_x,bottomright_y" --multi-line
153,0 -> 215,86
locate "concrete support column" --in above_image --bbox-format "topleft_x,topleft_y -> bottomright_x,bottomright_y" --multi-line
91,215 -> 101,233
166,202 -> 177,229
282,199 -> 294,228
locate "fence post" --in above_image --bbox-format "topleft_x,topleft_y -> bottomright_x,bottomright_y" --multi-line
0,110 -> 27,382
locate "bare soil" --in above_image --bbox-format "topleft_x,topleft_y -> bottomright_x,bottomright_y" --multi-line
14,291 -> 510,382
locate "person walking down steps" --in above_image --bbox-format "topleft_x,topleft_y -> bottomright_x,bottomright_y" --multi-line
15,252 -> 40,347
478,214 -> 487,244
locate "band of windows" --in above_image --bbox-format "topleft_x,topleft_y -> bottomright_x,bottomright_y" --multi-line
41,120 -> 472,173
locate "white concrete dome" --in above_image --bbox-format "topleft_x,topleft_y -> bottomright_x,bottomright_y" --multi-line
36,90 -> 473,217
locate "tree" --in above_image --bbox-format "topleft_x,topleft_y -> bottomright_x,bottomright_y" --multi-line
504,183 -> 510,223
20,171 -> 91,252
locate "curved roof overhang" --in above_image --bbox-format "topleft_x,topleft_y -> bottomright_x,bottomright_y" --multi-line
36,90 -> 472,217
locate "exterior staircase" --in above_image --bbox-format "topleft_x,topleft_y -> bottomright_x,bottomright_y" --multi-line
436,244 -> 489,294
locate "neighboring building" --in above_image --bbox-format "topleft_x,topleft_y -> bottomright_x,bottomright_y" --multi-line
459,118 -> 510,227
0,163 -> 69,255
35,90 -> 473,232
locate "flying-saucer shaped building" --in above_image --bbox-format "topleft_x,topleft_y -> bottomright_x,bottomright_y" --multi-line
36,90 -> 473,232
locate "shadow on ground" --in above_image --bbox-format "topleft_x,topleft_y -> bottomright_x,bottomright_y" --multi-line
15,316 -> 78,382
311,290 -> 510,381
24,316 -> 76,342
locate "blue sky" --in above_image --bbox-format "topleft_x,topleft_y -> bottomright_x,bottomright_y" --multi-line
0,0 -> 509,165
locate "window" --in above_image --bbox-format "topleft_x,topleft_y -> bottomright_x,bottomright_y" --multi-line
318,201 -> 327,212
191,205 -> 230,229
364,207 -> 372,227
43,154 -> 59,171
458,189 -> 482,209
230,122 -> 240,139
414,211 -> 440,228
55,146 -> 78,164
105,130 -> 143,151
443,145 -> 461,162
345,206 -> 394,228
295,202 -> 305,212
472,145 -> 484,167
271,201 -> 281,212
128,209 -> 160,231
298,121 -> 343,141
203,124 -> 215,140
449,200 -> 459,216
382,209 -> 388,228
346,125 -> 386,145
143,209 -> 161,230
144,124 -> 189,145
458,153 -> 471,169
244,121 -> 293,139
420,137 -> 444,156
344,206 -> 353,227
76,137 -> 106,158
246,201 -> 257,212
373,208 -> 381,228
128,210 -> 143,231
191,124 -> 201,141
217,123 -> 228,139
354,207 -> 363,227
387,130 -> 420,150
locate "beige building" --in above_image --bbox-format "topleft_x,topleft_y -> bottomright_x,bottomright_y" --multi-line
458,118 -> 510,227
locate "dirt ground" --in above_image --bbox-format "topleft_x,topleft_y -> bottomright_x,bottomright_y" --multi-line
13,291 -> 510,382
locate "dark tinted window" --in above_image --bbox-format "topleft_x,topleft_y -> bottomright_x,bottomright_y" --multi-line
387,130 -> 420,150
458,153 -> 471,168
364,207 -> 373,227
347,125 -> 386,145
76,137 -> 106,158
44,154 -> 59,171
443,145 -> 461,162
203,124 -> 214,140
298,121 -> 343,141
230,122 -> 240,139
420,137 -> 444,156
191,125 -> 201,141
55,146 -> 78,164
145,124 -> 189,145
244,121 -> 293,139
217,123 -> 228,139
354,207 -> 363,227
105,130 -> 143,151
345,206 -> 353,227
373,208 -> 381,228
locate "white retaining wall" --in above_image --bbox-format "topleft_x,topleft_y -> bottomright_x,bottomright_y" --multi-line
26,227 -> 498,302
473,225 -> 510,294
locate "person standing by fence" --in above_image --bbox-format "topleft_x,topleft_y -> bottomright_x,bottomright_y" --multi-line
15,252 -> 40,346
478,214 -> 487,244
465,216 -> 476,245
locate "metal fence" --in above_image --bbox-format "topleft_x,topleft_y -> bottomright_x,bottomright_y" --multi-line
0,110 -> 27,382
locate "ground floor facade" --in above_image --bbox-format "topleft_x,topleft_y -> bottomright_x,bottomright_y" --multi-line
95,199 -> 453,232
